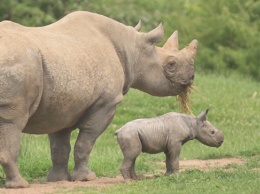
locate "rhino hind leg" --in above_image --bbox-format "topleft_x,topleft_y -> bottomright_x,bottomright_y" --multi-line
129,158 -> 138,180
117,131 -> 142,180
120,157 -> 136,180
0,124 -> 29,188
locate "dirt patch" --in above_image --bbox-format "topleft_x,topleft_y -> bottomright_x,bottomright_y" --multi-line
0,158 -> 246,194
179,157 -> 245,172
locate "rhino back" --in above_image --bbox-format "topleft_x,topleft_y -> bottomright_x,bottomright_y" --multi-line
132,118 -> 170,154
0,12 -> 125,134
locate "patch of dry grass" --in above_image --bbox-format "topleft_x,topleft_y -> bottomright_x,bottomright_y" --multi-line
176,84 -> 195,114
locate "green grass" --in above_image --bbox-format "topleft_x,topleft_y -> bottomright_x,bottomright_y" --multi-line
0,72 -> 259,193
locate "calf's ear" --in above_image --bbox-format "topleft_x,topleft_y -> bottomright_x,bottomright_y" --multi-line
197,109 -> 209,122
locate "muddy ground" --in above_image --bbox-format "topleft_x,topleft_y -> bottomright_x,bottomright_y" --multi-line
0,158 -> 247,194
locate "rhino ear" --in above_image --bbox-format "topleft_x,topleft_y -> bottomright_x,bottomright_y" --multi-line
163,30 -> 179,51
135,20 -> 142,31
197,109 -> 209,122
145,23 -> 164,44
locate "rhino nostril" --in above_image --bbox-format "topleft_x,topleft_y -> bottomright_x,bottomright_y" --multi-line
189,75 -> 194,84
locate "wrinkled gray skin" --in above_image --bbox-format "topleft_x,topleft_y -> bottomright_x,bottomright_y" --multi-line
0,11 -> 198,188
116,109 -> 224,180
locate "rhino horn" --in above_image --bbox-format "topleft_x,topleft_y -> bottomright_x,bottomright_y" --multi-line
180,39 -> 199,61
135,20 -> 142,31
145,23 -> 164,44
163,30 -> 179,51
187,39 -> 199,60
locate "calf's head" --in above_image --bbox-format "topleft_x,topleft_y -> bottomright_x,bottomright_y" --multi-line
195,109 -> 224,147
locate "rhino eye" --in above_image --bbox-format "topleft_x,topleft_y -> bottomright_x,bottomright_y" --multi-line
169,62 -> 175,67
211,130 -> 215,135
166,61 -> 176,71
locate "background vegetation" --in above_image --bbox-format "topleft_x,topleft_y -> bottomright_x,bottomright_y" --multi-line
0,0 -> 259,80
0,1 -> 259,193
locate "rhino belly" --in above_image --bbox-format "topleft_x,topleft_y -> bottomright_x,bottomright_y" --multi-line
23,78 -> 96,134
23,98 -> 90,134
140,135 -> 167,154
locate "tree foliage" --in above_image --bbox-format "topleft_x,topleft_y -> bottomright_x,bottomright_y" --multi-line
0,0 -> 259,80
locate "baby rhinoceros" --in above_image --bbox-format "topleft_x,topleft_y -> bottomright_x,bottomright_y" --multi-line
115,109 -> 224,180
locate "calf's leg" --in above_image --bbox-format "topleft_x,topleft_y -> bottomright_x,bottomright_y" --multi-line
129,158 -> 138,180
164,143 -> 181,175
117,131 -> 141,180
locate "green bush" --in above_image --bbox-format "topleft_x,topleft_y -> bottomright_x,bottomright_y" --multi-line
0,0 -> 259,80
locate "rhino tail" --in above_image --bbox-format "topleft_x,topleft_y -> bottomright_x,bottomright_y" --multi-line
114,129 -> 120,136
115,126 -> 124,136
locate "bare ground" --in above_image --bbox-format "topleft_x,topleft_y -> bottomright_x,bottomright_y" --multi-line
0,158 -> 247,194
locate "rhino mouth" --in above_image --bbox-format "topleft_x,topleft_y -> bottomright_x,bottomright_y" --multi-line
210,136 -> 224,148
217,140 -> 224,147
168,81 -> 191,95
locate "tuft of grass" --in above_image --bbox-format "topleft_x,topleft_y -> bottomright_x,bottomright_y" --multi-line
176,84 -> 195,114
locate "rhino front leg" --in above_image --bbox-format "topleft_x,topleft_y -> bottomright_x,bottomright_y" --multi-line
47,129 -> 72,182
164,143 -> 181,175
0,124 -> 29,188
71,105 -> 117,181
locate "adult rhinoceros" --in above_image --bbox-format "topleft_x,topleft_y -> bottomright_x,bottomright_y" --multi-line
0,11 -> 198,188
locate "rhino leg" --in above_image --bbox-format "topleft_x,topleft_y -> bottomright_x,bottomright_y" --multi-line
71,129 -> 97,181
129,158 -> 138,180
47,129 -> 72,182
164,143 -> 181,175
71,103 -> 118,181
0,125 -> 29,188
117,131 -> 141,180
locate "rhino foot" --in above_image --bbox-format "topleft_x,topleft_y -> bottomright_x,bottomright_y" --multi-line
46,168 -> 71,182
164,170 -> 179,176
5,176 -> 29,188
71,168 -> 96,181
120,168 -> 133,180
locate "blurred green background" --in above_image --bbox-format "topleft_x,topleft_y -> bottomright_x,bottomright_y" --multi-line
0,0 -> 259,80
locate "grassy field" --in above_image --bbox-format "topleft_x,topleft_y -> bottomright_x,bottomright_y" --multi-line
0,72 -> 259,193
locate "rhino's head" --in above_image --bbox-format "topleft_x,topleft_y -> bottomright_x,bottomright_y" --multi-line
158,32 -> 198,95
195,109 -> 224,147
132,22 -> 198,97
